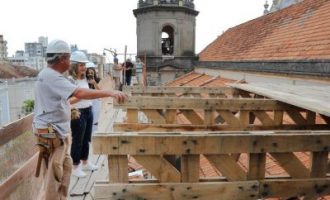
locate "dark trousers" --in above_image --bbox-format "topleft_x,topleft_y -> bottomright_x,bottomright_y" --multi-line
125,75 -> 132,86
70,106 -> 93,165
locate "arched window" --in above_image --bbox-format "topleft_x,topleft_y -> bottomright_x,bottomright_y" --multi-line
161,25 -> 174,55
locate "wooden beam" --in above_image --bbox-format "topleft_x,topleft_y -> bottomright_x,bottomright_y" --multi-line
248,153 -> 266,180
127,109 -> 138,123
0,114 -> 33,147
310,152 -> 328,178
270,153 -> 309,178
206,154 -> 247,181
230,83 -> 330,117
114,96 -> 290,110
141,109 -> 166,124
181,155 -> 200,182
113,123 -> 330,132
165,109 -> 177,124
93,181 -> 259,200
108,155 -> 128,183
93,132 -> 330,155
204,110 -> 214,126
286,110 -> 307,125
0,153 -> 38,200
133,155 -> 181,182
180,110 -> 204,125
217,110 -> 241,127
253,111 -> 274,126
259,178 -> 330,199
123,86 -> 236,95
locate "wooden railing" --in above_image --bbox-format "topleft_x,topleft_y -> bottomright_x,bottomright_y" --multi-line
92,131 -> 330,199
0,114 -> 41,200
123,86 -> 238,98
113,96 -> 329,132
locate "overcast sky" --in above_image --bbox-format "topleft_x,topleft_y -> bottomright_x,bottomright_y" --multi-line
0,0 -> 267,58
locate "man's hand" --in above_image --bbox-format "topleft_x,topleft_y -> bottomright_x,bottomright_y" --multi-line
111,91 -> 128,104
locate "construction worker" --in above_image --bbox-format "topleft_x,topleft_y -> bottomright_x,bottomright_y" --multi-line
33,39 -> 127,200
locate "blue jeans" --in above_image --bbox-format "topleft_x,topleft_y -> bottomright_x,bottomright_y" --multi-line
70,106 -> 93,165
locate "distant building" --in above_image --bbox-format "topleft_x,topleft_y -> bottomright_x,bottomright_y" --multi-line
38,36 -> 48,56
0,35 -> 8,61
24,37 -> 48,70
8,51 -> 28,66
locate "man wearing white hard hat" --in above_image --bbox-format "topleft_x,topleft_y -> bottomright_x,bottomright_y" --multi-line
33,40 -> 128,200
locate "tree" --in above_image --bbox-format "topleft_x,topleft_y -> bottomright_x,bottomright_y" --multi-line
22,99 -> 34,115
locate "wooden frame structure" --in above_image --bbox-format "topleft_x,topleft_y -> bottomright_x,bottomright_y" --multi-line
92,86 -> 330,200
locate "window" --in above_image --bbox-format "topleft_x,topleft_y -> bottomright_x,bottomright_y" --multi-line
161,25 -> 174,55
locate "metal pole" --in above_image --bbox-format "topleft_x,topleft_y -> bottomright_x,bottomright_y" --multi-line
123,45 -> 127,86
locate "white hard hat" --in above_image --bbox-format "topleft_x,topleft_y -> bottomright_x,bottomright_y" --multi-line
70,51 -> 89,63
46,39 -> 71,54
86,62 -> 96,68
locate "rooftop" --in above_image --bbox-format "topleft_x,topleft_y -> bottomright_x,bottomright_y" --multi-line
199,0 -> 330,61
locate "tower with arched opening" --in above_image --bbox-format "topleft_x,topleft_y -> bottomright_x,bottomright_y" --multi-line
134,0 -> 199,85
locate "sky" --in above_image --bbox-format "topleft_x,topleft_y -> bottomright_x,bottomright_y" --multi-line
0,0 -> 267,59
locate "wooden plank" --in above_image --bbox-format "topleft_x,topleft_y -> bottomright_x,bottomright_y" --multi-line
321,114 -> 330,124
108,155 -> 128,183
93,132 -> 330,155
253,111 -> 274,126
180,110 -> 204,125
274,111 -> 284,125
127,109 -> 138,123
259,178 -> 330,199
113,123 -> 330,132
133,155 -> 181,182
270,153 -> 309,178
306,111 -> 316,125
239,111 -> 250,127
206,154 -> 247,181
123,86 -> 236,95
248,153 -> 266,180
0,114 -> 33,147
141,109 -> 166,124
181,155 -> 200,182
165,109 -> 177,124
217,110 -> 241,127
93,181 -> 259,200
0,153 -> 38,200
310,152 -> 328,178
114,96 -> 290,110
204,110 -> 214,126
230,83 -> 330,117
286,110 -> 307,125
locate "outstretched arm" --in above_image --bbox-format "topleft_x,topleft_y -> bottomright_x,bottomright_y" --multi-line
72,88 -> 128,103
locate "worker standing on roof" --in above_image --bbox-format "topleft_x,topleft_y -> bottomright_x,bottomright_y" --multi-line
33,39 -> 127,200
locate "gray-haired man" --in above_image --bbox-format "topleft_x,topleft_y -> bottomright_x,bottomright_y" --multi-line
33,39 -> 127,200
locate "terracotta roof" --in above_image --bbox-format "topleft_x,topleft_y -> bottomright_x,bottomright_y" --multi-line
199,0 -> 330,61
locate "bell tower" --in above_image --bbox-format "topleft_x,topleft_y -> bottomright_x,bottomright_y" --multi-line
134,0 -> 199,85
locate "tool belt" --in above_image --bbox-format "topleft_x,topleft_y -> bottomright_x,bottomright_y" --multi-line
35,125 -> 63,178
